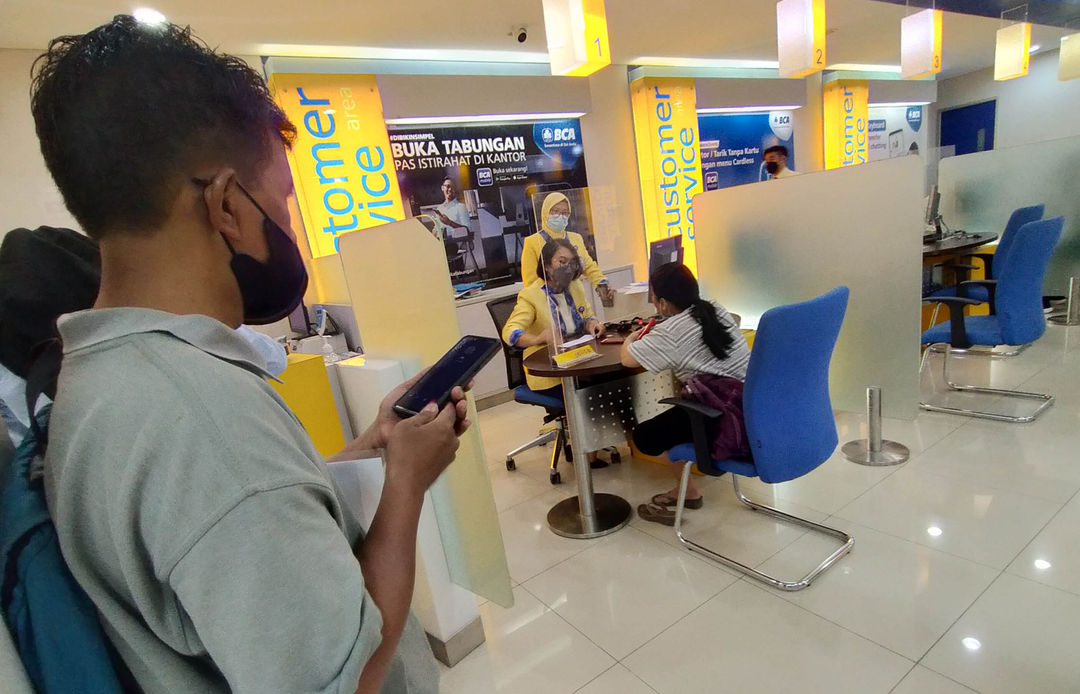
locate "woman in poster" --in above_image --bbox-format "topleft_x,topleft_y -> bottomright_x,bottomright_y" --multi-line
521,192 -> 613,304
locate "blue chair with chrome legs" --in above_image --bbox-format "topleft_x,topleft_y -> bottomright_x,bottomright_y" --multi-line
920,216 -> 1063,423
487,295 -> 572,484
926,204 -> 1045,348
659,287 -> 853,591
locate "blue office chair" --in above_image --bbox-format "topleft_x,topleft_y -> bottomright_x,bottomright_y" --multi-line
926,204 -> 1045,344
487,295 -> 572,485
920,216 -> 1063,423
660,287 -> 853,591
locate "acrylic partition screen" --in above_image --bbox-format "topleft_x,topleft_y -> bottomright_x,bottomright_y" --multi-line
693,155 -> 923,419
938,135 -> 1080,295
338,219 -> 513,608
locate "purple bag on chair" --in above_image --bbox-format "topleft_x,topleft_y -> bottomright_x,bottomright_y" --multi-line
680,374 -> 752,462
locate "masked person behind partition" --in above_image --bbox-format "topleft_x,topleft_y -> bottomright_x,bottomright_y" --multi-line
502,237 -> 608,465
520,192 -> 613,304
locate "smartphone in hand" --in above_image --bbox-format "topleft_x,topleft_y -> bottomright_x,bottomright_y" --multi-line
392,336 -> 501,417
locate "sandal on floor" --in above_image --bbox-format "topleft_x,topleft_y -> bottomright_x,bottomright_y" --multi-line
637,503 -> 676,526
650,493 -> 703,510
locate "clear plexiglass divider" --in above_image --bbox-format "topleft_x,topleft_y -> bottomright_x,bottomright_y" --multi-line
538,236 -> 601,369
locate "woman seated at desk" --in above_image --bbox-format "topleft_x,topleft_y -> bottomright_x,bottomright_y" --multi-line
502,238 -> 607,464
620,263 -> 751,525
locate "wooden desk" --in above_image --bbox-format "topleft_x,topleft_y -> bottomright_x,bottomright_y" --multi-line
524,340 -> 676,539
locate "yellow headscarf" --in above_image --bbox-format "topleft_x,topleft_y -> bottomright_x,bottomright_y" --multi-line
539,192 -> 571,238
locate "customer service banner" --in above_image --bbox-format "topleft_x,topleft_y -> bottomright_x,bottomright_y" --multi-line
268,73 -> 406,259
699,111 -> 797,190
630,77 -> 703,273
824,79 -> 869,169
388,119 -> 593,285
867,105 -> 926,161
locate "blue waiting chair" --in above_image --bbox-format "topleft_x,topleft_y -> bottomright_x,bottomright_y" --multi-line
487,295 -> 572,485
660,287 -> 853,591
926,204 -> 1045,344
920,216 -> 1064,423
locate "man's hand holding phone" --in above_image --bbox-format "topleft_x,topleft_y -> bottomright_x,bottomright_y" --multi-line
385,401 -> 462,497
329,370 -> 471,463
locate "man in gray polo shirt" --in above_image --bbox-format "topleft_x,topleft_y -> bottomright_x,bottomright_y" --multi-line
31,16 -> 464,694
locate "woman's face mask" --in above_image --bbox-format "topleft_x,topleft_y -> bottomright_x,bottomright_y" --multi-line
765,161 -> 780,175
548,263 -> 576,288
546,214 -> 570,232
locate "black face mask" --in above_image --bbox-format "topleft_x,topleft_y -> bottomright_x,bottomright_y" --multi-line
765,161 -> 780,175
225,183 -> 309,325
549,264 -> 576,289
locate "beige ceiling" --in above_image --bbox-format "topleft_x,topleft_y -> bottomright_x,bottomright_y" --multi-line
0,0 -> 1068,79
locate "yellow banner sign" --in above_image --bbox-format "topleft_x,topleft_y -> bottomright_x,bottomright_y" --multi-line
268,73 -> 405,258
630,77 -> 703,274
824,79 -> 869,169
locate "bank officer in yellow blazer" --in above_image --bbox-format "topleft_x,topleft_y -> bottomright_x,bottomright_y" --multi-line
504,237 -> 606,466
521,192 -> 614,304
503,238 -> 603,395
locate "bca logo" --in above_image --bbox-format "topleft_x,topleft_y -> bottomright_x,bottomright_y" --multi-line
477,168 -> 494,187
906,107 -> 923,133
552,127 -> 577,142
542,128 -> 554,142
769,111 -> 793,141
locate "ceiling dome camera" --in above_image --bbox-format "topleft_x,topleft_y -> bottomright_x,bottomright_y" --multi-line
516,27 -> 528,43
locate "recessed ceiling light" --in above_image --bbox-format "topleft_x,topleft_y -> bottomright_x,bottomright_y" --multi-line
697,105 -> 803,114
962,636 -> 982,651
927,526 -> 943,537
133,7 -> 167,25
1034,558 -> 1052,570
385,112 -> 586,126
1029,44 -> 1042,53
868,101 -> 932,108
631,56 -> 780,70
827,63 -> 903,73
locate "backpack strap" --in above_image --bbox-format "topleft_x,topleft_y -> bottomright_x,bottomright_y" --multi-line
24,339 -> 62,458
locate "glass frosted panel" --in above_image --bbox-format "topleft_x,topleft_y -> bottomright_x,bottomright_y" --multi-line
938,136 -> 1080,295
338,219 -> 513,608
693,157 -> 923,419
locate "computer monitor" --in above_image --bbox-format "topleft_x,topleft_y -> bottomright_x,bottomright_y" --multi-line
288,302 -> 311,336
924,185 -> 941,226
648,235 -> 684,277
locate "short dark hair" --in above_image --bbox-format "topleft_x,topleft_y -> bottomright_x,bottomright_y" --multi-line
536,237 -> 580,283
31,15 -> 296,238
764,145 -> 789,158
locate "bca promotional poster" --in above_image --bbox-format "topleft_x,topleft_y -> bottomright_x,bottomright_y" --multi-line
388,119 -> 594,284
699,111 -> 797,190
868,106 -> 927,161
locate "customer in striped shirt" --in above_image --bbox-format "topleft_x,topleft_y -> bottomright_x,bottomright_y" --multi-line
620,263 -> 751,525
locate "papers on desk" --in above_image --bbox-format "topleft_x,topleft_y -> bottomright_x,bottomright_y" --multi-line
622,281 -> 650,295
452,282 -> 485,300
560,334 -> 595,350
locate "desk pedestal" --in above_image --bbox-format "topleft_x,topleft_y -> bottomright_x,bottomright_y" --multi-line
544,372 -> 675,539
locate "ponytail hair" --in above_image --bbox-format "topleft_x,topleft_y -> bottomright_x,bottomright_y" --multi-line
649,262 -> 734,361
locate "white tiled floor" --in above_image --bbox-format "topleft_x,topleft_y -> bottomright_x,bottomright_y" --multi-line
441,324 -> 1080,693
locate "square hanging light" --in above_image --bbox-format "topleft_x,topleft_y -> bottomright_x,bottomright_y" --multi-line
901,8 -> 942,80
995,21 -> 1031,81
1060,33 -> 1080,81
777,0 -> 826,79
542,0 -> 611,77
